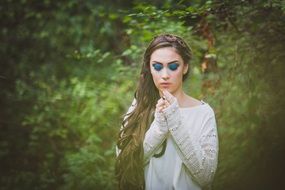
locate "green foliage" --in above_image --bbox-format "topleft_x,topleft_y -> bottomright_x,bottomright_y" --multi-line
1,0 -> 285,189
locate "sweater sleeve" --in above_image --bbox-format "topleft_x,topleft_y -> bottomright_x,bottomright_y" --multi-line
143,110 -> 169,164
164,100 -> 219,188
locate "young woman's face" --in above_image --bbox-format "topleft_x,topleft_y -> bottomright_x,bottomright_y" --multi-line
149,47 -> 188,95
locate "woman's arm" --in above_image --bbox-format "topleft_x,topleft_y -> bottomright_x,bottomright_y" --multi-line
164,99 -> 219,188
143,111 -> 169,164
116,99 -> 169,163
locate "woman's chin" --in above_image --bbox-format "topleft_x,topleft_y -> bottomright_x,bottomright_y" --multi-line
156,86 -> 177,95
157,87 -> 171,92
164,88 -> 175,94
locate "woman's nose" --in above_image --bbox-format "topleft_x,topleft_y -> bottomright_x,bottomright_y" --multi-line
161,68 -> 170,80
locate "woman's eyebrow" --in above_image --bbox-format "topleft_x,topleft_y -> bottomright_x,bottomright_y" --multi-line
151,60 -> 180,64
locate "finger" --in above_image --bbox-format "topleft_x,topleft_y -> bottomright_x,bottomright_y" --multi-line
164,100 -> 170,107
156,99 -> 164,108
162,100 -> 170,110
155,107 -> 161,113
156,99 -> 165,111
157,105 -> 164,113
155,104 -> 162,112
162,90 -> 174,103
158,98 -> 166,109
157,98 -> 164,104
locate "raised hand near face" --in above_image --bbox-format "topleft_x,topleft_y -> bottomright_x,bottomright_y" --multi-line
155,90 -> 176,113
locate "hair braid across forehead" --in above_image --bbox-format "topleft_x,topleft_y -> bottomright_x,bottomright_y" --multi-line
152,34 -> 192,52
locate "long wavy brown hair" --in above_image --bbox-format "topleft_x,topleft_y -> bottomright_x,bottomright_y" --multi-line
115,34 -> 192,190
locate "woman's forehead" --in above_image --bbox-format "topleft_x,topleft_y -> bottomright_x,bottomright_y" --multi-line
150,47 -> 182,63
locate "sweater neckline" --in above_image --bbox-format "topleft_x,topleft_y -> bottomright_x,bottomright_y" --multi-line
179,100 -> 207,110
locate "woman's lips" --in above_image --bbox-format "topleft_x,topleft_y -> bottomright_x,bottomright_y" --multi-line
160,82 -> 171,88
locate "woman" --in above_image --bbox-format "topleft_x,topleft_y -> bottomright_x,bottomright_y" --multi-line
116,34 -> 219,190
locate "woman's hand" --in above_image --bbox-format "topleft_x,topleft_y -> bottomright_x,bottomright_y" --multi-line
156,90 -> 175,113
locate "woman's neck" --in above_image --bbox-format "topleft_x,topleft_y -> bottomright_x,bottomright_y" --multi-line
173,89 -> 202,108
172,89 -> 186,105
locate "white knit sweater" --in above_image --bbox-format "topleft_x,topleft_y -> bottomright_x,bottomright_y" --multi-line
143,98 -> 219,189
118,98 -> 219,190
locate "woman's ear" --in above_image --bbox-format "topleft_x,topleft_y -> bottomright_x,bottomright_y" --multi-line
183,64 -> 188,75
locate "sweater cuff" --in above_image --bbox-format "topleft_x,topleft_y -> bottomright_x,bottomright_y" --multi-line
154,110 -> 168,128
163,98 -> 180,127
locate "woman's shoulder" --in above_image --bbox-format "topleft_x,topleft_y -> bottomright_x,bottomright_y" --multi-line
123,98 -> 137,120
200,101 -> 215,118
180,95 -> 215,117
181,95 -> 202,108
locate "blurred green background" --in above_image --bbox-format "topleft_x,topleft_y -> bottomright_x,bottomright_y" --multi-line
1,0 -> 285,189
